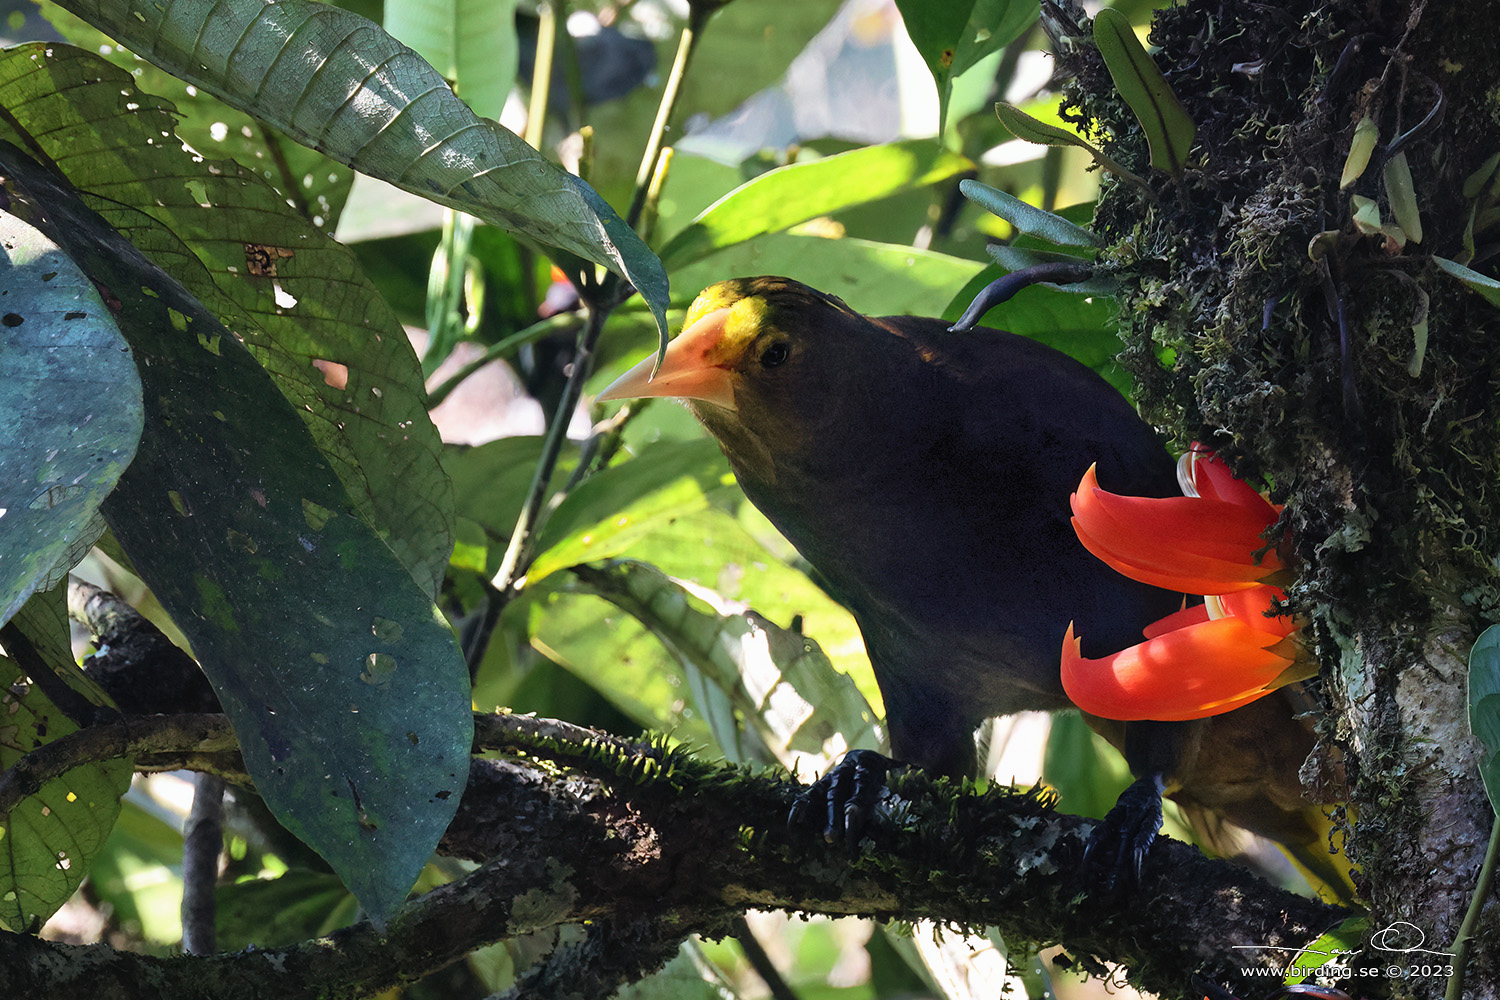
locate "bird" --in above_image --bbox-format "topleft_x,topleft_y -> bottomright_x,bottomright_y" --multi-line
597,275 -> 1342,888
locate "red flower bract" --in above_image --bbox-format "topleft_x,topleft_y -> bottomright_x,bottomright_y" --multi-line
1062,448 -> 1308,721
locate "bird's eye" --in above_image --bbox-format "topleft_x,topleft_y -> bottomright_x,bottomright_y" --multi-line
760,340 -> 790,369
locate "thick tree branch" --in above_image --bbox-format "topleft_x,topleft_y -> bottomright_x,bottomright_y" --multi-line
1,586 -> 1350,997
4,704 -> 1343,999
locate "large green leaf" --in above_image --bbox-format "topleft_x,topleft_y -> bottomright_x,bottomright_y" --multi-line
657,140 -> 973,271
672,233 -> 985,319
443,436 -> 580,543
603,506 -> 871,689
894,0 -> 1039,130
569,560 -> 879,767
940,264 -> 1125,386
0,145 -> 472,925
1469,624 -> 1500,814
49,0 -> 669,339
0,207 -> 142,628
0,44 -> 452,597
526,587 -> 716,746
215,870 -> 360,951
0,642 -> 133,932
681,0 -> 845,121
527,438 -> 736,583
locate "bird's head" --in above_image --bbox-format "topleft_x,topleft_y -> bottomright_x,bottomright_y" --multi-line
598,276 -> 882,479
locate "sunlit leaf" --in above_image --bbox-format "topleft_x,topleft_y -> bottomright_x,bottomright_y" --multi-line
84,797 -> 184,941
894,0 -> 1039,131
992,101 -> 1149,192
671,233 -> 985,319
569,559 -> 879,767
1041,710 -> 1131,821
1283,916 -> 1368,985
680,0 -> 845,119
527,439 -> 735,583
385,0 -> 519,119
598,505 -> 877,708
658,140 -> 973,271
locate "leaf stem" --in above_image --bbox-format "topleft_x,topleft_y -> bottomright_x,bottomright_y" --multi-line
1445,811 -> 1500,1000
422,209 -> 477,377
524,1 -> 559,150
490,298 -> 608,596
626,6 -> 711,230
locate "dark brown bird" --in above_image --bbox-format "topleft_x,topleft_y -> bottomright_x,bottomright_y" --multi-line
599,276 -> 1342,888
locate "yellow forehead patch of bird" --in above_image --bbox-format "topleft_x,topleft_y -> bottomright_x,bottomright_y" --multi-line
683,285 -> 773,365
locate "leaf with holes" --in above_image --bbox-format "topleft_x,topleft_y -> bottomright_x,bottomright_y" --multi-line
0,651 -> 133,932
0,44 -> 452,598
0,145 -> 471,927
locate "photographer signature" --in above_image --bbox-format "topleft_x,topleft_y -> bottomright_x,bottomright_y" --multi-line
1232,919 -> 1455,964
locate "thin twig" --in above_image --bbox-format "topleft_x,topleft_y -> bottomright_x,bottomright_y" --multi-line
732,916 -> 803,1000
0,714 -> 237,818
181,773 -> 226,955
490,299 -> 608,596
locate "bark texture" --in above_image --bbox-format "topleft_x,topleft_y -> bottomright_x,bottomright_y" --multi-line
1067,0 -> 1500,994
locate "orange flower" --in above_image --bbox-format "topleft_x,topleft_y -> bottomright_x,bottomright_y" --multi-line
1062,448 -> 1311,721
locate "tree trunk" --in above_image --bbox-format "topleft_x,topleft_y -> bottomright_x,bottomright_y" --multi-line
1076,0 -> 1500,994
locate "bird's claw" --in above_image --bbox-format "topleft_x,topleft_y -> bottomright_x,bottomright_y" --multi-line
789,748 -> 896,849
1082,773 -> 1166,892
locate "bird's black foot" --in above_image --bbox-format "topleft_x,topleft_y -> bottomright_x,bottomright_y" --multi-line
1082,773 -> 1165,892
788,748 -> 898,849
